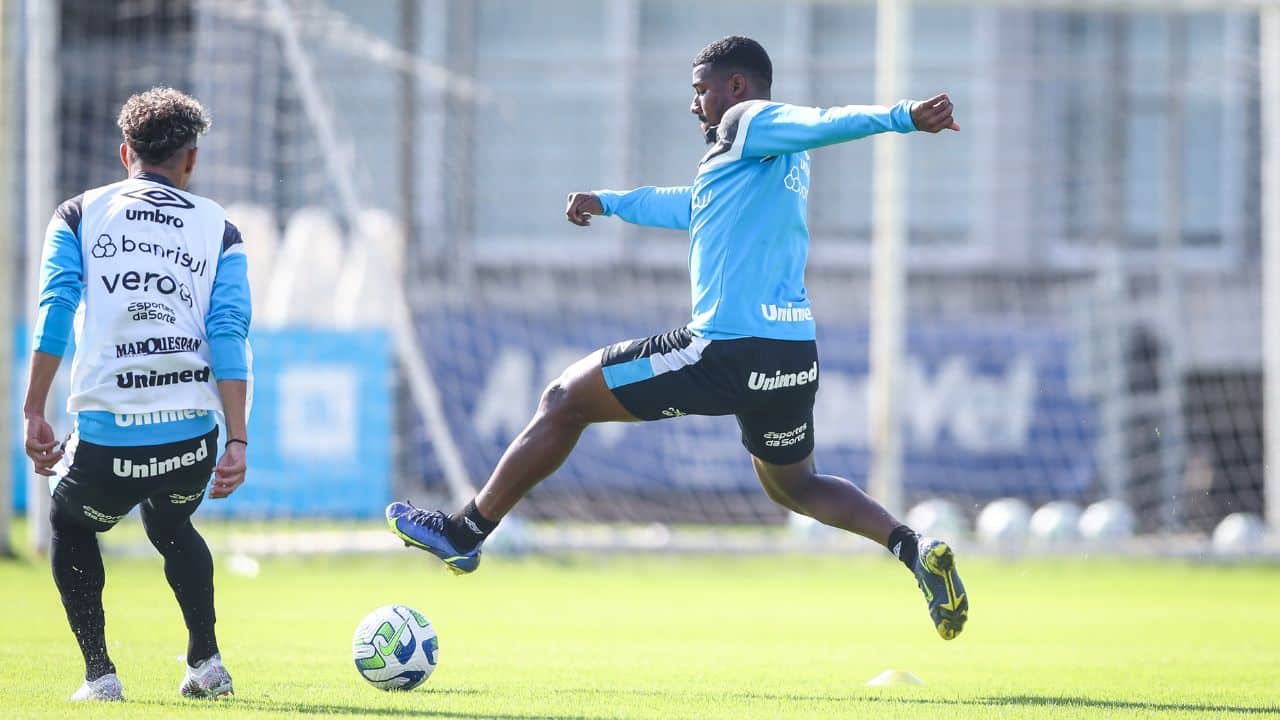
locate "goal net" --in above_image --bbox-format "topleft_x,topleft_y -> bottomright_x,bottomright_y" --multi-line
5,0 -> 1272,555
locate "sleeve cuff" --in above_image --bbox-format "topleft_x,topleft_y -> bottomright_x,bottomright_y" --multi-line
34,304 -> 75,358
210,335 -> 249,381
594,190 -> 621,216
891,100 -> 917,133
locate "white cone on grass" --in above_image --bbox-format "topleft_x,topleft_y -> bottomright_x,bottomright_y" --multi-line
866,669 -> 925,687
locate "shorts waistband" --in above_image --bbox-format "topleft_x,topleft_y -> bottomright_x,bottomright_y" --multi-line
77,409 -> 217,447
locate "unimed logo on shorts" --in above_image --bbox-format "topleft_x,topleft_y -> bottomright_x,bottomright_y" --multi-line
113,438 -> 209,478
748,361 -> 818,391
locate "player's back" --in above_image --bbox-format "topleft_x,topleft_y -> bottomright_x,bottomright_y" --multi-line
62,172 -> 234,416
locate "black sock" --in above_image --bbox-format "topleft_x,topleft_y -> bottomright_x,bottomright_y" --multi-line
142,507 -> 219,667
50,510 -> 117,681
887,525 -> 920,571
446,500 -> 498,552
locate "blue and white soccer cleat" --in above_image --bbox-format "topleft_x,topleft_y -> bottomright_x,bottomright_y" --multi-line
912,538 -> 968,640
386,501 -> 482,575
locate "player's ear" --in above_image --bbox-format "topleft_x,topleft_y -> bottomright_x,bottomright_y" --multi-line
118,143 -> 130,171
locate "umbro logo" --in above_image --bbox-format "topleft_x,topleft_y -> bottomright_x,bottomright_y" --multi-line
462,517 -> 482,534
122,186 -> 195,210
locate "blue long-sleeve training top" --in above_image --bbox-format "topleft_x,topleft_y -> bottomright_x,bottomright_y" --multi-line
596,100 -> 916,341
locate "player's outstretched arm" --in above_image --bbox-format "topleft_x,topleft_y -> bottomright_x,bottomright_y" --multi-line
737,93 -> 959,158
566,185 -> 693,231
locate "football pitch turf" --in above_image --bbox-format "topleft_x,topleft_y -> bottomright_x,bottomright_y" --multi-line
1,548 -> 1278,719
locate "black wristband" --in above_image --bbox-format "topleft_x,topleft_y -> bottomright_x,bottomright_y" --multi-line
226,438 -> 248,448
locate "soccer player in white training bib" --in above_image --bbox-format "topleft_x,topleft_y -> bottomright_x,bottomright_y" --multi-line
22,88 -> 251,701
388,36 -> 968,640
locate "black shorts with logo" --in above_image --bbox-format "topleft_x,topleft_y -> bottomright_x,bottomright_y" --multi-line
601,327 -> 818,465
51,427 -> 219,532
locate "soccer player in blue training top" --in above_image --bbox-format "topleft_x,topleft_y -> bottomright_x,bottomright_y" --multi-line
23,87 -> 251,700
389,35 -> 968,640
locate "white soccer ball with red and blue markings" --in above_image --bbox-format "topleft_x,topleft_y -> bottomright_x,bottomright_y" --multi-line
352,605 -> 439,691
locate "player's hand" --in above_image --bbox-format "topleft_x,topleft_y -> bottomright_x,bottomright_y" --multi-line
24,412 -> 64,477
210,442 -> 247,499
911,93 -> 959,133
565,192 -> 604,227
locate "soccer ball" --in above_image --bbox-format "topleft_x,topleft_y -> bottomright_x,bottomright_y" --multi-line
352,605 -> 439,691
1212,512 -> 1265,555
905,498 -> 968,540
976,497 -> 1032,547
1029,501 -> 1082,546
1077,499 -> 1135,542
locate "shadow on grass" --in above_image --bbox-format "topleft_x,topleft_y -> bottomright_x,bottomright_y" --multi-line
128,686 -> 1280,718
868,692 -> 1276,716
132,694 -> 608,720
555,687 -> 1280,717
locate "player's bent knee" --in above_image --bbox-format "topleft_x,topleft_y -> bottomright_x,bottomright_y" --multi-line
538,376 -> 593,427
761,482 -> 794,509
756,465 -> 820,511
537,379 -> 571,418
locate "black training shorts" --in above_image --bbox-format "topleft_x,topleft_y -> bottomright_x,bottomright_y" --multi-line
51,427 -> 219,532
601,327 -> 818,465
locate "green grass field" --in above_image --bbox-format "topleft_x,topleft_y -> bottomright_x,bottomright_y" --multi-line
2,545 -> 1278,719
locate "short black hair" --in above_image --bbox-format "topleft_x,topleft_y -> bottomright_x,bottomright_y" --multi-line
117,87 -> 211,165
692,35 -> 772,89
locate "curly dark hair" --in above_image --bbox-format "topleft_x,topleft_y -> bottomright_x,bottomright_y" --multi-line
116,87 -> 211,165
692,36 -> 772,89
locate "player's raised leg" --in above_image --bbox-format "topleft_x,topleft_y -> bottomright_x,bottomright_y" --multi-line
475,349 -> 638,519
751,453 -> 968,640
388,348 -> 637,573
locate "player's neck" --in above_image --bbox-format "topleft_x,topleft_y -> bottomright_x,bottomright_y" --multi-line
128,165 -> 184,189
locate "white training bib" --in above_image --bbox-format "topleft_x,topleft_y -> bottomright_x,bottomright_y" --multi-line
63,176 -> 233,415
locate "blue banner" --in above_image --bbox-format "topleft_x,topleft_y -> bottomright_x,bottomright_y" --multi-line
10,328 -> 393,517
417,311 -> 1097,505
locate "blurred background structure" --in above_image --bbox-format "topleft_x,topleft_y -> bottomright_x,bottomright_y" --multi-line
1,0 -> 1275,556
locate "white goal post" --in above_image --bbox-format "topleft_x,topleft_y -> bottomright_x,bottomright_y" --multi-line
0,0 -> 12,557
1260,2 -> 1280,535
22,0 -> 57,554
